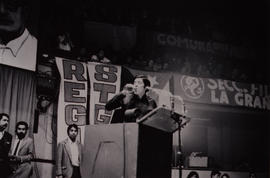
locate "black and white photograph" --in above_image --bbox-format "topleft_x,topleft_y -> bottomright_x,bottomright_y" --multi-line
0,0 -> 269,177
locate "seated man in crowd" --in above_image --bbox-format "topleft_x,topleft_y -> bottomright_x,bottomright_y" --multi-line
91,49 -> 111,63
211,170 -> 221,178
106,75 -> 157,123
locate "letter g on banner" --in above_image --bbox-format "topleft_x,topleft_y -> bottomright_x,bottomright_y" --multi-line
65,105 -> 87,125
88,63 -> 122,124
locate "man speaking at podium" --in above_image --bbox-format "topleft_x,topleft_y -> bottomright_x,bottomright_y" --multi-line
106,75 -> 157,123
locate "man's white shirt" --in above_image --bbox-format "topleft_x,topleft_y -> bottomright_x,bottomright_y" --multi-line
11,136 -> 21,156
68,138 -> 79,166
0,28 -> 37,71
0,131 -> 4,140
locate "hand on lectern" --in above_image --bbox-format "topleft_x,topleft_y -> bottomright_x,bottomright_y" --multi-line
125,108 -> 140,118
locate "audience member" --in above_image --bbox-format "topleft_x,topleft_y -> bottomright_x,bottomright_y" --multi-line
162,62 -> 169,71
91,49 -> 111,63
187,171 -> 199,178
221,173 -> 230,178
211,170 -> 221,178
144,59 -> 154,71
180,58 -> 192,74
77,47 -> 90,62
153,62 -> 162,72
57,32 -> 74,52
249,172 -> 256,178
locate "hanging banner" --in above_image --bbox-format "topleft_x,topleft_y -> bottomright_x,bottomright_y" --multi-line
174,74 -> 270,110
88,62 -> 122,124
154,32 -> 252,59
55,59 -> 270,145
56,57 -> 88,144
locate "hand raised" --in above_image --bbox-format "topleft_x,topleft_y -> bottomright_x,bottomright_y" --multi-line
122,84 -> 134,95
122,84 -> 134,104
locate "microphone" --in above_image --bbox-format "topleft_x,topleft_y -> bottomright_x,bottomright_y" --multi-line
123,84 -> 135,93
146,87 -> 184,102
180,115 -> 191,128
146,87 -> 172,96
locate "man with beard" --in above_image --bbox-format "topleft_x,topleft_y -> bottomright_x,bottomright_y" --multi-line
56,124 -> 82,178
0,113 -> 12,178
0,0 -> 37,71
9,121 -> 34,178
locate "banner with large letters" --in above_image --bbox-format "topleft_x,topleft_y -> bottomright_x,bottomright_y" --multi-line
125,69 -> 270,111
138,30 -> 253,59
56,59 -> 122,143
56,59 -> 270,144
88,62 -> 122,125
174,74 -> 270,110
56,58 -> 88,144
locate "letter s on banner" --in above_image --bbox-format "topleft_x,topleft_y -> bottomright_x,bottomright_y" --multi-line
88,63 -> 122,125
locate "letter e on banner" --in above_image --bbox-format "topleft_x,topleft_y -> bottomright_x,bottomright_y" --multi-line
56,58 -> 88,144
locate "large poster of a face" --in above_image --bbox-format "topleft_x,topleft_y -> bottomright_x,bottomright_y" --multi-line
0,0 -> 37,71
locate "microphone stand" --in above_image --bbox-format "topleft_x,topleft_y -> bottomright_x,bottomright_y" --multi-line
170,96 -> 183,178
149,89 -> 188,178
177,119 -> 183,178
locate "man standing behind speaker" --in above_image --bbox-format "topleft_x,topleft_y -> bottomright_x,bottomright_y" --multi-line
106,75 -> 157,123
56,124 -> 82,178
9,121 -> 34,178
0,113 -> 12,178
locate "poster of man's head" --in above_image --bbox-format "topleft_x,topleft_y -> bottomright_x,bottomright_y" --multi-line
0,0 -> 37,71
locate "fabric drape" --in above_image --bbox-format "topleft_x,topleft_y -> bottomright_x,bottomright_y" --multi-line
0,65 -> 36,135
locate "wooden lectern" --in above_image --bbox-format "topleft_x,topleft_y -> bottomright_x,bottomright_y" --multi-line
81,107 -> 180,178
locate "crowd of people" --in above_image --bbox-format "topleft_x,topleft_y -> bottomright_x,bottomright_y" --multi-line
53,35 -> 261,84
0,0 -> 268,177
186,170 -> 257,178
38,1 -> 268,85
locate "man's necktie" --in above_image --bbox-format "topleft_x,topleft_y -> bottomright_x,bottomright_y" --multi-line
13,140 -> 21,156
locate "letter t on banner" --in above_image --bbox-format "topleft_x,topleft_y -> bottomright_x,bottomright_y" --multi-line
88,62 -> 122,124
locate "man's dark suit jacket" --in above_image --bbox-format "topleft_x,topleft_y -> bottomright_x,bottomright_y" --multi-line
0,131 -> 12,178
105,93 -> 157,123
